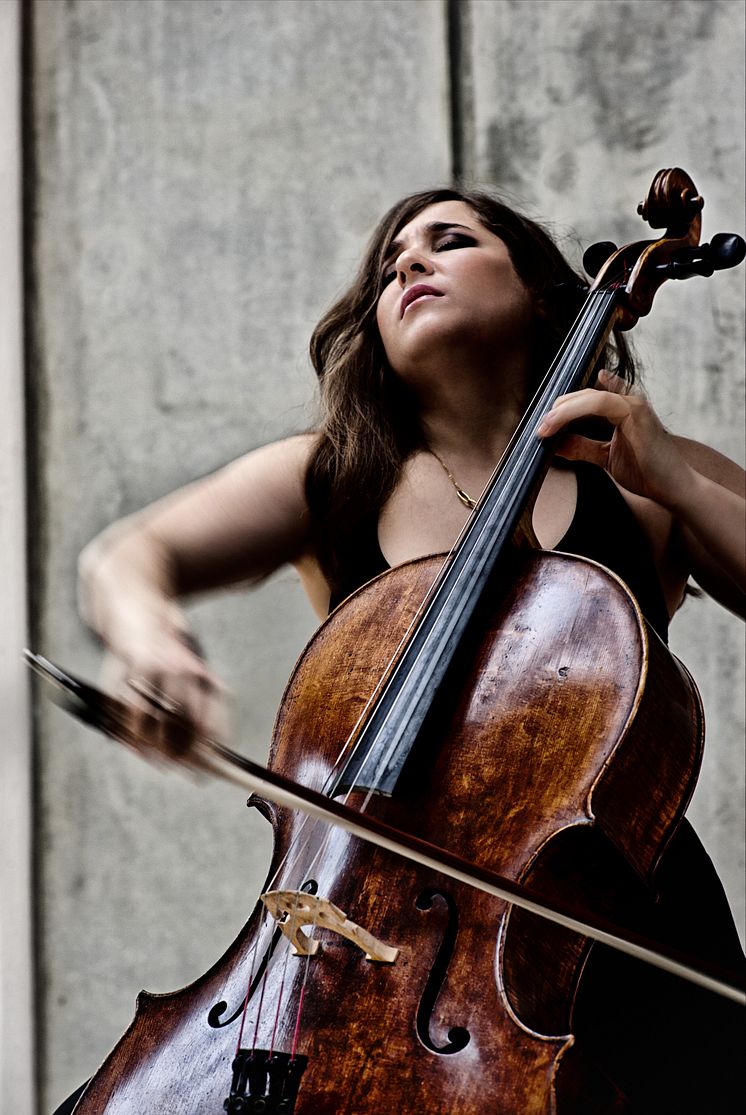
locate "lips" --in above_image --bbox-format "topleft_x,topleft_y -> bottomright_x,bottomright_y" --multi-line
399,284 -> 444,317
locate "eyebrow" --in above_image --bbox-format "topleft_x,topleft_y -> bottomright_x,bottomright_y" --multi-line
381,221 -> 475,267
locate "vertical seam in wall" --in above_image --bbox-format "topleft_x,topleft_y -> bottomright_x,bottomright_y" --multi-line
446,0 -> 474,185
21,0 -> 45,1109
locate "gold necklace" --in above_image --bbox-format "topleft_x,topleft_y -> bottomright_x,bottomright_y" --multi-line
429,449 -> 478,510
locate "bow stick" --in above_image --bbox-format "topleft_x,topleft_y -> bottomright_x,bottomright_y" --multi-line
26,650 -> 745,1006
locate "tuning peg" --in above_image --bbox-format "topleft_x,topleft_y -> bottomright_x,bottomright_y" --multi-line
708,233 -> 746,271
653,234 -> 746,281
583,241 -> 618,278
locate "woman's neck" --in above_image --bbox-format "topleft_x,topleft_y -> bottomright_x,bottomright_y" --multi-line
416,358 -> 529,468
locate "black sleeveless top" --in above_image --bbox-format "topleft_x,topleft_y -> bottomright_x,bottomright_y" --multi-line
329,461 -> 671,640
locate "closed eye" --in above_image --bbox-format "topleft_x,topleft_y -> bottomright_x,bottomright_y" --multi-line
379,230 -> 476,290
435,234 -> 475,252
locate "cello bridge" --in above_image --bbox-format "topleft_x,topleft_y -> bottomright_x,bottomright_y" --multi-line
260,890 -> 399,962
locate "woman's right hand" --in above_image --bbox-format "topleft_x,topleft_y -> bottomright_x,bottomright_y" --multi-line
77,435 -> 318,765
78,522 -> 229,765
98,610 -> 229,768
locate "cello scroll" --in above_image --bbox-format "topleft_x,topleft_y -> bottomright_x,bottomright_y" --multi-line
584,167 -> 744,324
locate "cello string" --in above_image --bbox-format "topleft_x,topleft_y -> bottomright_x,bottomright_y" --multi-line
287,899 -> 324,1060
352,292 -> 616,794
253,290 -> 619,866
344,288 -> 620,803
290,983 -> 309,1060
234,940 -> 259,1055
278,295 -> 619,924
253,289 -> 611,825
227,280 -> 624,1056
231,272 -> 670,1064
221,280 -> 626,1071
268,938 -> 294,1056
226,698 -> 376,1044
249,283 -> 615,1048
251,965 -> 271,1053
230,819 -> 336,1048
229,755 -> 360,1050
236,816 -> 348,1057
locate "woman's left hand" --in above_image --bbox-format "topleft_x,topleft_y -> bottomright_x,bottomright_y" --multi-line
536,370 -> 692,511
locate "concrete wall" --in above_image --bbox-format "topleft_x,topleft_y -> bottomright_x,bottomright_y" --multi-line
0,2 -> 34,1111
24,0 -> 743,1110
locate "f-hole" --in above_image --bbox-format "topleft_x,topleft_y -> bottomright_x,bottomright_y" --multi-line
415,888 -> 470,1054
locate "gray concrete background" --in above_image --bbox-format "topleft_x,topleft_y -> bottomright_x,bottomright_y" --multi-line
1,1 -> 34,1109
27,0 -> 743,1110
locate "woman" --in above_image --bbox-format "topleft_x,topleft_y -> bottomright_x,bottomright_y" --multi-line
72,188 -> 744,1112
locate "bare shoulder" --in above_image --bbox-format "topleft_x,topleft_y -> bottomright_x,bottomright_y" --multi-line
202,428 -> 317,534
216,432 -> 316,490
674,436 -> 746,493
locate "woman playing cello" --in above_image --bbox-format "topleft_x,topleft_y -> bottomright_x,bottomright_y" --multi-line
62,187 -> 744,1112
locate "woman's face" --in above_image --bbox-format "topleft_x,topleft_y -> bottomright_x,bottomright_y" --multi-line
375,201 -> 535,381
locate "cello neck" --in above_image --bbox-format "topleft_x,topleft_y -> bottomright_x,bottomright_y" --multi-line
484,286 -> 621,540
334,286 -> 621,798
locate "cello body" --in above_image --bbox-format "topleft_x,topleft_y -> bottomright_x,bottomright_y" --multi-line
71,549 -> 704,1114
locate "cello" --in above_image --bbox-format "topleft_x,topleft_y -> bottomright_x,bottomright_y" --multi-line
31,168 -> 745,1113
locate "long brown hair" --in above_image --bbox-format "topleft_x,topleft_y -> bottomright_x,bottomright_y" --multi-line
306,187 -> 636,584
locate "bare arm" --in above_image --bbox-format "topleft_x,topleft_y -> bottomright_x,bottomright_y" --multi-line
78,434 -> 320,747
668,438 -> 745,612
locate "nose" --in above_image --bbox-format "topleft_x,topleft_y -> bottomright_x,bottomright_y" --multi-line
395,246 -> 434,286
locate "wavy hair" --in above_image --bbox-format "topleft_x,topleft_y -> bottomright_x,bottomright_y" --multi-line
306,187 -> 636,583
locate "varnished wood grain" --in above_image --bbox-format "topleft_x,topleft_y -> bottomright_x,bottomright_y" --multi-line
72,552 -> 702,1114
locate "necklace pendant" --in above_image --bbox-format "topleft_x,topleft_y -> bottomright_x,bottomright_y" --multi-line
429,447 -> 478,511
455,487 -> 477,511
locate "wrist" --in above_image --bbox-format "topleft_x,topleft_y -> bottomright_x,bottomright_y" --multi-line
110,596 -> 189,656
